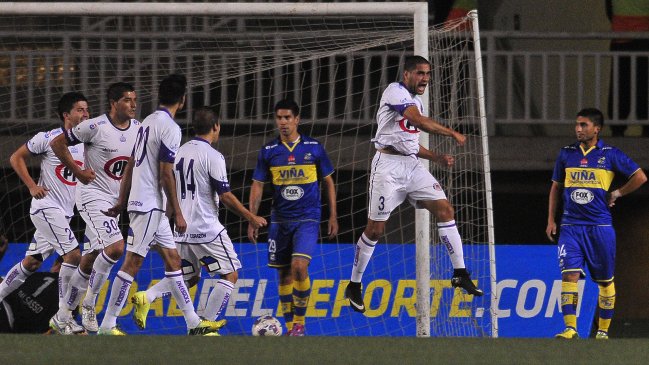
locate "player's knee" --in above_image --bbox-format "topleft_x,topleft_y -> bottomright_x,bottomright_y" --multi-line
364,223 -> 384,241
185,275 -> 199,288
63,248 -> 81,265
222,271 -> 238,284
291,258 -> 310,281
561,272 -> 580,282
104,241 -> 125,261
432,202 -> 455,222
22,255 -> 43,272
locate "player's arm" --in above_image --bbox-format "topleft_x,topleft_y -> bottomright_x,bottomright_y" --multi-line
50,133 -> 95,184
160,161 -> 186,234
220,191 -> 267,229
247,180 -> 265,243
546,181 -> 562,242
9,144 -> 48,199
608,168 -> 647,207
322,174 -> 339,239
403,106 -> 466,146
416,144 -> 455,167
102,157 -> 134,217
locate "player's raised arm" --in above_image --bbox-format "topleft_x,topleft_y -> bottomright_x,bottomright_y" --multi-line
247,180 -> 265,243
50,133 -> 95,185
9,144 -> 48,199
416,144 -> 455,167
403,106 -> 466,146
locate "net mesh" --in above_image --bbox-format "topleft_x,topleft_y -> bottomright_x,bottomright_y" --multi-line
0,10 -> 493,336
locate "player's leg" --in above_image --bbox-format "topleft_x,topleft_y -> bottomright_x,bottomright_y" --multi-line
288,220 -> 319,336
0,253 -> 42,302
199,233 -> 240,324
589,225 -> 617,339
268,222 -> 295,332
555,225 -> 584,339
277,267 -> 294,333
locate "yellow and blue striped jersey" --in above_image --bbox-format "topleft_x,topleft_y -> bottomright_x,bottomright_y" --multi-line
252,135 -> 334,222
552,140 -> 640,225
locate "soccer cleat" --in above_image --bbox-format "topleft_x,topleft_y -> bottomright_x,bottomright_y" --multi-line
67,318 -> 87,335
344,281 -> 366,313
555,328 -> 579,339
451,269 -> 484,296
97,326 -> 127,336
187,318 -> 227,336
595,330 -> 609,339
289,323 -> 306,336
131,291 -> 150,330
81,304 -> 99,332
49,314 -> 73,335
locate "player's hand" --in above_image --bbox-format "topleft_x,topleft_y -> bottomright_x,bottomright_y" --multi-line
249,215 -> 267,230
327,216 -> 339,239
76,168 -> 96,185
453,131 -> 466,146
435,154 -> 455,168
247,224 -> 259,244
102,201 -> 124,217
174,213 -> 187,234
608,189 -> 622,207
29,185 -> 49,199
545,222 -> 557,242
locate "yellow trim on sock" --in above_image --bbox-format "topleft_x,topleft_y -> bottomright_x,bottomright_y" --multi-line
279,284 -> 293,296
294,277 -> 311,292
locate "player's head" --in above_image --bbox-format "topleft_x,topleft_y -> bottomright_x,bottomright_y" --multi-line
274,99 -> 300,141
107,82 -> 137,121
403,55 -> 431,95
57,91 -> 89,127
158,73 -> 187,108
575,108 -> 604,144
192,107 -> 220,139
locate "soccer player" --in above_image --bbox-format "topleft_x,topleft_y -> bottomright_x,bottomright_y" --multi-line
101,74 -> 222,336
247,99 -> 338,336
546,108 -> 646,339
130,107 -> 267,331
50,82 -> 140,332
0,92 -> 89,334
345,55 -> 483,314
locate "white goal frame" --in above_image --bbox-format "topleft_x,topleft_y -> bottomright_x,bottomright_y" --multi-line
1,1 -> 496,337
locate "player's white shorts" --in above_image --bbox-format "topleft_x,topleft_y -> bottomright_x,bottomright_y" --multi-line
78,199 -> 123,255
178,230 -> 241,281
126,210 -> 176,257
28,208 -> 79,257
367,152 -> 447,221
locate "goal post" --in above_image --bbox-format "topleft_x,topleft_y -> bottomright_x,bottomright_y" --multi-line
0,2 -> 495,337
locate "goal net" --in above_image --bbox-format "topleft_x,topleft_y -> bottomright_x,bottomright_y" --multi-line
0,3 -> 495,337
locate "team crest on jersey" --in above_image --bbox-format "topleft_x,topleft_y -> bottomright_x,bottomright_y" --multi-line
104,156 -> 129,180
89,124 -> 96,130
398,117 -> 419,134
120,134 -> 127,143
433,183 -> 442,191
597,157 -> 606,167
304,153 -> 312,161
55,161 -> 83,185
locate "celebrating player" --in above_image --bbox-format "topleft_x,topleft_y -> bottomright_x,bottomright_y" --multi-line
0,92 -> 89,334
50,82 -> 140,332
130,107 -> 266,332
100,74 -> 222,335
547,108 -> 646,339
345,55 -> 483,314
247,99 -> 338,336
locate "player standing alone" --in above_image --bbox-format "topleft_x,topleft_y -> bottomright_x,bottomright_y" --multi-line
101,74 -> 222,335
345,55 -> 483,314
247,99 -> 338,336
547,108 -> 646,339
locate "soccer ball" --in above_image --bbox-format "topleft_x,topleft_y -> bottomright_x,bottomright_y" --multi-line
251,315 -> 283,336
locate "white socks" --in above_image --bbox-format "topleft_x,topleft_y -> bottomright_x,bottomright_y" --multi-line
145,278 -> 172,303
437,220 -> 465,269
83,251 -> 117,308
100,271 -> 133,330
58,262 -> 76,310
204,279 -> 234,320
351,233 -> 377,283
0,262 -> 34,302
165,270 -> 201,328
57,267 -> 90,321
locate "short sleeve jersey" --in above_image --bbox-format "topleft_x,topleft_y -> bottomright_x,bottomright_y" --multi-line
552,140 -> 641,225
128,109 -> 181,213
372,82 -> 424,155
26,128 -> 84,216
65,114 -> 140,204
173,138 -> 231,244
252,135 -> 334,222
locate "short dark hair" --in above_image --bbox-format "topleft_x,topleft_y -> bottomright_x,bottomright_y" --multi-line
158,73 -> 187,105
57,92 -> 88,122
192,107 -> 219,135
274,99 -> 300,117
404,55 -> 430,72
107,82 -> 135,107
576,107 -> 605,127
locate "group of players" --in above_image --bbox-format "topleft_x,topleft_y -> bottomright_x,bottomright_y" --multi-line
1,54 -> 639,338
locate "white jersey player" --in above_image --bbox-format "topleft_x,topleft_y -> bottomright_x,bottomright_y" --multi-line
129,107 -> 266,328
0,92 -> 89,335
345,55 -> 483,314
101,74 -> 223,336
50,82 -> 139,332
